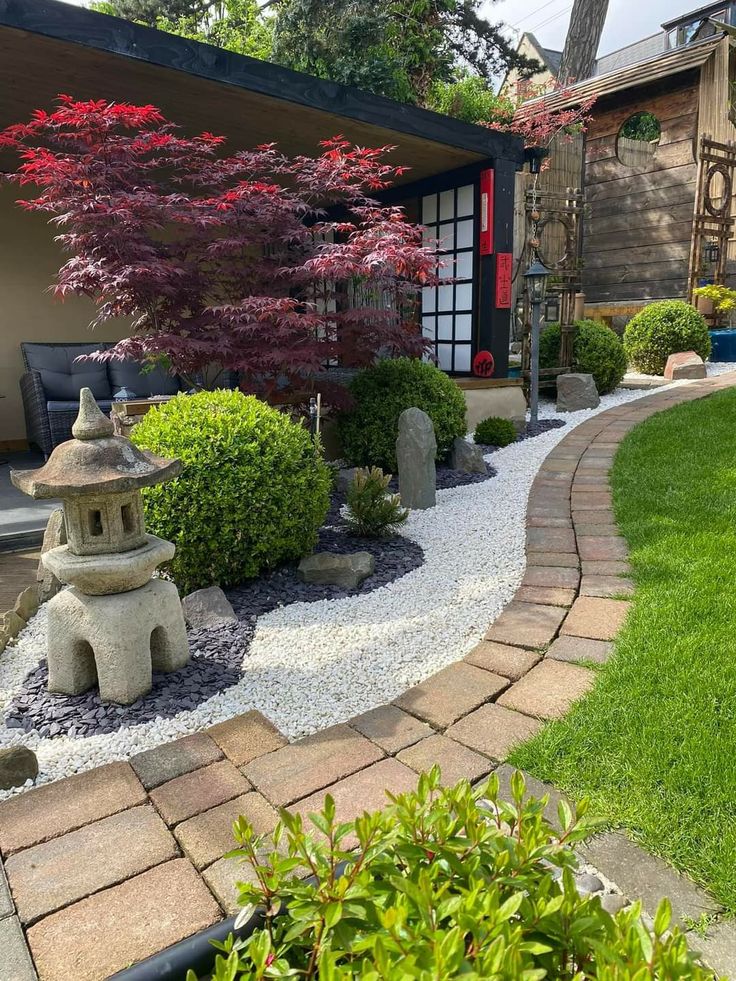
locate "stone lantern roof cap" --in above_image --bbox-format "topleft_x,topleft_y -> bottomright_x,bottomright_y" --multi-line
11,388 -> 181,499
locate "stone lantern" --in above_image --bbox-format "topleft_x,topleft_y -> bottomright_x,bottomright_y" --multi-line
12,389 -> 189,704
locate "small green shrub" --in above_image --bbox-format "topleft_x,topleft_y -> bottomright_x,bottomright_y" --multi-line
338,358 -> 467,471
540,319 -> 627,395
474,415 -> 517,447
624,300 -> 712,375
131,389 -> 331,593
345,466 -> 408,538
427,74 -> 515,125
191,768 -> 711,980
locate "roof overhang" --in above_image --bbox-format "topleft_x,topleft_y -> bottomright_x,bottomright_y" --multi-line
0,0 -> 524,186
519,32 -> 727,113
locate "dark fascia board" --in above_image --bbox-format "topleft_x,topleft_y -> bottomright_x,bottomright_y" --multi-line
0,0 -> 524,166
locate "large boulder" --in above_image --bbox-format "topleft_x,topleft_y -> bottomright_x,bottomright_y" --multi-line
664,350 -> 706,381
0,745 -> 38,790
396,407 -> 437,510
556,373 -> 600,412
449,437 -> 486,474
298,551 -> 375,589
182,586 -> 237,629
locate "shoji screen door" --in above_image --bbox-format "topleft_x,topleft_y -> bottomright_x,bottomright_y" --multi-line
420,183 -> 476,373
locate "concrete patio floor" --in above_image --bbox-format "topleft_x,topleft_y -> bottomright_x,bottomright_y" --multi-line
0,454 -> 57,553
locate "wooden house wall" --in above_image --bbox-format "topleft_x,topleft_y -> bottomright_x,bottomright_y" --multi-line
582,79 -> 699,304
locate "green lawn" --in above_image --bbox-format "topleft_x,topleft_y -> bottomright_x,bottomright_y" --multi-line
511,388 -> 736,911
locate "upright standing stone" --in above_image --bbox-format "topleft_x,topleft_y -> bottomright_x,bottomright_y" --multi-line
37,507 -> 67,603
396,408 -> 437,510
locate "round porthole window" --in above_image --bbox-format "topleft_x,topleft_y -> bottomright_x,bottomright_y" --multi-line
616,111 -> 661,167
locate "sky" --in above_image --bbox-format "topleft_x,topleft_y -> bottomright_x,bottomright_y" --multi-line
61,0 -> 705,59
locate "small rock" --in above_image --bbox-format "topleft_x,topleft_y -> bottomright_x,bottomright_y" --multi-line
0,745 -> 39,790
0,611 -> 26,653
396,407 -> 437,510
298,551 -> 375,589
449,438 -> 486,474
601,893 -> 627,914
575,872 -> 604,894
181,586 -> 237,629
664,351 -> 706,381
37,507 -> 67,603
337,467 -> 359,494
557,373 -> 600,412
14,585 -> 40,623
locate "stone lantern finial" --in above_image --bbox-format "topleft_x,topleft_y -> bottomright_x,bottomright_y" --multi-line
72,387 -> 115,440
11,390 -> 189,705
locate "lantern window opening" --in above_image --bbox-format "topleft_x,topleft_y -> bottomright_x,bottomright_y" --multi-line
88,509 -> 104,537
121,503 -> 135,534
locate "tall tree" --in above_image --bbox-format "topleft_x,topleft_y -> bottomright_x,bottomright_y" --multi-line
557,0 -> 609,83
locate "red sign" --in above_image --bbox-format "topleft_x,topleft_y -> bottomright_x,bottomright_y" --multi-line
495,252 -> 513,308
479,169 -> 494,255
473,350 -> 495,378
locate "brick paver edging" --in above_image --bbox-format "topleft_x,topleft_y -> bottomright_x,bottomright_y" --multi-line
2,373 -> 736,981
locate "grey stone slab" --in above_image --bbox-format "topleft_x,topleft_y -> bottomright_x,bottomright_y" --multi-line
0,861 -> 13,920
0,915 -> 37,981
580,833 -> 719,928
693,918 -> 736,977
130,733 -> 224,790
491,764 -> 569,831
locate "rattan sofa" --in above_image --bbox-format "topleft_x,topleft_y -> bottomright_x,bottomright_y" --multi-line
20,342 -> 182,456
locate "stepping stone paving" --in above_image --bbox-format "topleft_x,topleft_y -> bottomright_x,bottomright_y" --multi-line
3,374 -> 736,980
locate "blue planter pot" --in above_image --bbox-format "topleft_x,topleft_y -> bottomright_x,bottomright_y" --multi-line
709,329 -> 736,361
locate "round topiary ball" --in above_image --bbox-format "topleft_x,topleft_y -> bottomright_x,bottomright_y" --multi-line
473,416 -> 517,447
131,389 -> 332,594
539,319 -> 627,395
338,358 -> 467,471
623,300 -> 711,375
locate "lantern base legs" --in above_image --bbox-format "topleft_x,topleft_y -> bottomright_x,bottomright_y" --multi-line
46,579 -> 190,704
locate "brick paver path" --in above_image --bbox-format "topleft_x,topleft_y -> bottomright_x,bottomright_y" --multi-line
2,373 -> 735,980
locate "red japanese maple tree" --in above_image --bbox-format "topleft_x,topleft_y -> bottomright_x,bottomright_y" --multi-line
0,96 -> 439,400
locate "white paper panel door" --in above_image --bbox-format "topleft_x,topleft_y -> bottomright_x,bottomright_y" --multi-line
421,183 -> 475,373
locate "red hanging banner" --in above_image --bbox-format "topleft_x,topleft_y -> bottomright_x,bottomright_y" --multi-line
495,252 -> 513,308
479,169 -> 494,255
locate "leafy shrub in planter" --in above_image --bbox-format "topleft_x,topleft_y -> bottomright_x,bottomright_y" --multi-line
338,358 -> 467,471
131,390 -> 331,593
345,467 -> 408,538
195,768 -> 710,980
540,319 -> 627,395
474,415 -> 517,447
623,300 -> 711,375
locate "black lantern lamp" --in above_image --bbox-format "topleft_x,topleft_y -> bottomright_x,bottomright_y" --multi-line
524,259 -> 552,429
544,293 -> 560,325
704,239 -> 721,265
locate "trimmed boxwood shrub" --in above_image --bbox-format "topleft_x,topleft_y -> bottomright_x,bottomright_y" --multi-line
623,300 -> 711,375
540,319 -> 627,395
131,389 -> 332,594
199,768 -> 710,980
338,357 -> 467,471
474,415 -> 517,447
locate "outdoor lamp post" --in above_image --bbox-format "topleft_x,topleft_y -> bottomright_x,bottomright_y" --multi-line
525,258 -> 552,429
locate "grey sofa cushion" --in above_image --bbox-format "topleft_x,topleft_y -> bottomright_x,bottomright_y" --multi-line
23,343 -> 112,401
47,400 -> 114,413
107,359 -> 180,397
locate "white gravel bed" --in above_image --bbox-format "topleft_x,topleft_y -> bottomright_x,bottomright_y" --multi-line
1,365 -> 734,796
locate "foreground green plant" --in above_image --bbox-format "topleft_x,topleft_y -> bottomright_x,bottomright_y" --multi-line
512,388 -> 736,912
187,769 -> 713,980
345,467 -> 408,538
132,389 -> 331,593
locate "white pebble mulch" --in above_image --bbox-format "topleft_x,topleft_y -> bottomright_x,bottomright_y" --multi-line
1,365 -> 734,796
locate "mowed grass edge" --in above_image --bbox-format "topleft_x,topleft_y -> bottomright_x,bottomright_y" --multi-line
510,387 -> 736,911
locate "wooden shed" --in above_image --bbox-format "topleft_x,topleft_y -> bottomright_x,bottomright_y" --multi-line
521,29 -> 736,324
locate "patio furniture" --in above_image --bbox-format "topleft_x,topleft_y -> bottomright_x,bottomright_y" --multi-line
20,343 -> 182,456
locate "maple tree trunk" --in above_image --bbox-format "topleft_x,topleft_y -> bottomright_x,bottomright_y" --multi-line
557,0 -> 609,83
